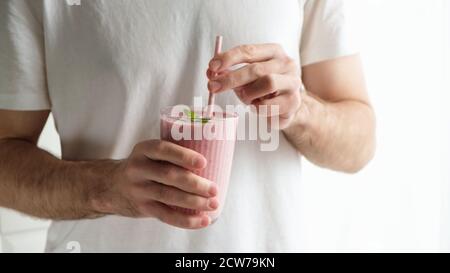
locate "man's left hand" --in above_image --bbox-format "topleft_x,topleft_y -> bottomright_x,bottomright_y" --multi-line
207,43 -> 302,129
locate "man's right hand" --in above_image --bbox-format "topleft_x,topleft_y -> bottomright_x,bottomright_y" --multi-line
0,110 -> 218,228
91,140 -> 218,229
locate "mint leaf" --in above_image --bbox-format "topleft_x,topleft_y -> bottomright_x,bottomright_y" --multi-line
183,109 -> 210,124
184,109 -> 196,119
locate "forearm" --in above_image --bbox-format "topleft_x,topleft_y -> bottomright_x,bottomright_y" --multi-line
283,91 -> 376,173
0,138 -> 118,220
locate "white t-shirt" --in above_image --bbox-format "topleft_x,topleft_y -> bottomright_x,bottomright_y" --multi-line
0,0 -> 355,252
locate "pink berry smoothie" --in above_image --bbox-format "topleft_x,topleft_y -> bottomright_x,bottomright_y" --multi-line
160,106 -> 238,221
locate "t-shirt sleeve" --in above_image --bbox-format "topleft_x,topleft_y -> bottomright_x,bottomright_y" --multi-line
0,0 -> 51,110
300,0 -> 358,67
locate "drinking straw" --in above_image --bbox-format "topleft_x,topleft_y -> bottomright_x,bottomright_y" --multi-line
207,35 -> 223,118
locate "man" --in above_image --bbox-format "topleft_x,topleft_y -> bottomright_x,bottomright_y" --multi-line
0,0 -> 375,252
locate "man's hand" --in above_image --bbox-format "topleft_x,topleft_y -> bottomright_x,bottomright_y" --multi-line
207,43 -> 302,129
0,110 -> 218,229
207,43 -> 375,173
92,140 -> 218,229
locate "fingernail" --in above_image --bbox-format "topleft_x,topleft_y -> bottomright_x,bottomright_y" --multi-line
208,184 -> 218,196
209,81 -> 222,92
209,60 -> 222,71
208,198 -> 219,210
201,216 -> 211,227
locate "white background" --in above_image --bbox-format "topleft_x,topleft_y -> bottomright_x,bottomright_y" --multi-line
299,0 -> 449,252
0,0 -> 449,252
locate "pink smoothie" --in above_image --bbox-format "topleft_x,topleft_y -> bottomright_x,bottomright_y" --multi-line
160,107 -> 238,221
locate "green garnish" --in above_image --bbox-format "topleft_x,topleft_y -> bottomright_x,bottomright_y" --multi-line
184,109 -> 210,124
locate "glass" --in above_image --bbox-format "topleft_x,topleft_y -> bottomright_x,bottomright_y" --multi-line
160,106 -> 239,222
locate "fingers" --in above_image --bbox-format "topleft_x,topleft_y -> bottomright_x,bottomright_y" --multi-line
208,58 -> 296,93
209,43 -> 285,72
119,139 -> 219,230
128,139 -> 217,197
133,182 -> 219,212
128,159 -> 217,198
154,162 -> 218,197
142,201 -> 211,229
137,140 -> 207,170
234,74 -> 302,105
